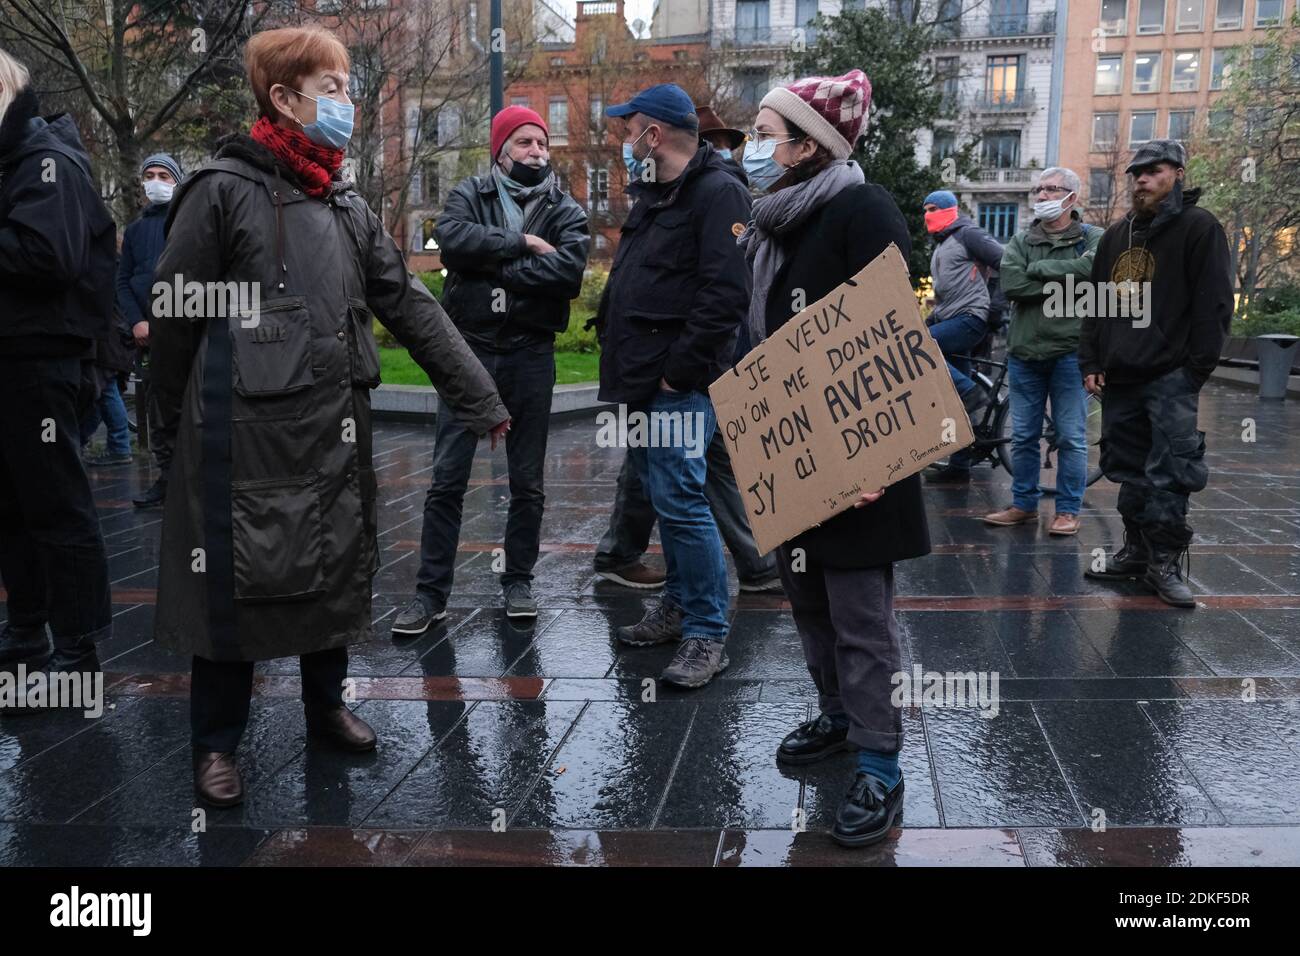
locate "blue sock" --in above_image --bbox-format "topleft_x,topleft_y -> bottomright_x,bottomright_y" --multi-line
856,748 -> 901,789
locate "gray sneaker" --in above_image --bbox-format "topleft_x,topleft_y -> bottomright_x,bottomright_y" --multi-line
504,582 -> 538,618
390,597 -> 446,638
616,601 -> 683,646
661,638 -> 729,689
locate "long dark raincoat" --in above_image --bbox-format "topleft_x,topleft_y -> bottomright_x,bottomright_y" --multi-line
150,134 -> 507,661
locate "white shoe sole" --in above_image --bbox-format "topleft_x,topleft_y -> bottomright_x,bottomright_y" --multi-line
390,609 -> 447,636
596,569 -> 665,589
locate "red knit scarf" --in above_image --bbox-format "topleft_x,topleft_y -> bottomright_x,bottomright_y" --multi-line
249,115 -> 344,199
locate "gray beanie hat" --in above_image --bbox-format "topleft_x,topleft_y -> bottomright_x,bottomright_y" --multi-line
140,152 -> 183,182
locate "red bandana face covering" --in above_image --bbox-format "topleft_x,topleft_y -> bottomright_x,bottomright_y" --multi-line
924,206 -> 959,234
249,115 -> 344,199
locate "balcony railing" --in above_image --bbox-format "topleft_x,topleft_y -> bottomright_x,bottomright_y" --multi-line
973,167 -> 1035,185
970,88 -> 1037,110
938,11 -> 1057,40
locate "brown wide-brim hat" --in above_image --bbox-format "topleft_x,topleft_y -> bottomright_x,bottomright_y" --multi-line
696,104 -> 746,151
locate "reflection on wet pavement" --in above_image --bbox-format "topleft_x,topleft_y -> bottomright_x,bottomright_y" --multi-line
2,383 -> 1298,865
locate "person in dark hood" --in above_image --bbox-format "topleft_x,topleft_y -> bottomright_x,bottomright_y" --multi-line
921,189 -> 1007,484
117,152 -> 184,505
738,69 -> 930,849
149,26 -> 509,806
596,84 -> 751,689
0,50 -> 114,690
391,105 -> 589,634
1080,140 -> 1232,607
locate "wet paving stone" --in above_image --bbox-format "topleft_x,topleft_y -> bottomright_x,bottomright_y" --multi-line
8,389 -> 1297,865
716,827 -> 1026,866
1018,826 -> 1300,867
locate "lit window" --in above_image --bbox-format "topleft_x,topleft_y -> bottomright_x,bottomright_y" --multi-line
1092,112 -> 1119,149
1174,0 -> 1202,29
1100,0 -> 1128,33
1095,55 -> 1123,94
1170,51 -> 1199,90
1133,52 -> 1162,92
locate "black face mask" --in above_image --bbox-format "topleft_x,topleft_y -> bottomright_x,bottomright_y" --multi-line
506,160 -> 549,187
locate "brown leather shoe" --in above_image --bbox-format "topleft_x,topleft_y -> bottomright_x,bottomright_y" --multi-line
193,751 -> 243,807
1049,513 -> 1081,536
306,706 -> 377,752
983,506 -> 1038,527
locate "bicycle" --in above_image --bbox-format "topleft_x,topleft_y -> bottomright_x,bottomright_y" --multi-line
939,352 -> 1104,493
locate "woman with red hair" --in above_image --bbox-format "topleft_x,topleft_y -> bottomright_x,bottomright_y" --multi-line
150,26 -> 509,807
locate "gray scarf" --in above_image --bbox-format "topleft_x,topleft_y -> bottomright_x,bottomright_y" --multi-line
493,165 -> 553,232
737,159 -> 865,346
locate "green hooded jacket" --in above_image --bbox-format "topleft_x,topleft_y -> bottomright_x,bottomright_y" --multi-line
999,210 -> 1102,361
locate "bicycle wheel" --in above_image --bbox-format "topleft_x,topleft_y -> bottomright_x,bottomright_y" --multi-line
993,399 -> 1013,474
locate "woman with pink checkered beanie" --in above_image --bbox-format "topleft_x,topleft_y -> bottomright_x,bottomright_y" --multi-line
737,68 -> 931,848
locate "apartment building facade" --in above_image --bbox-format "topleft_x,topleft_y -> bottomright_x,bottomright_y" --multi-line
1057,0 -> 1295,223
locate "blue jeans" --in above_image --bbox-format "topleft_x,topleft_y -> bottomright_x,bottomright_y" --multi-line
79,373 -> 131,456
929,310 -> 986,471
1009,352 -> 1088,515
628,388 -> 729,642
928,310 -> 986,396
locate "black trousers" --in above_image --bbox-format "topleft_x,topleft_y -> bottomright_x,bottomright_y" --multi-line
190,647 -> 347,751
774,550 -> 903,754
1100,366 -> 1208,551
0,356 -> 111,645
416,344 -> 554,607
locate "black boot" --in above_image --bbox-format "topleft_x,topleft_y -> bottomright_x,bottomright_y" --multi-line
132,476 -> 167,509
1144,545 -> 1196,608
0,623 -> 50,668
2,635 -> 101,717
1085,521 -> 1149,581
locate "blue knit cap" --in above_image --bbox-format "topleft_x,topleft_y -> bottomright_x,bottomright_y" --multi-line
924,190 -> 957,209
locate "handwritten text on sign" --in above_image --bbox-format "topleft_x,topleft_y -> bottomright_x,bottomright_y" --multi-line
709,244 -> 973,554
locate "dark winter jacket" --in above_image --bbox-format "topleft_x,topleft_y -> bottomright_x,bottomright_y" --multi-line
597,143 -> 752,403
116,200 -> 169,328
1080,184 -> 1233,388
150,133 -> 507,662
763,182 -> 932,570
928,214 -> 1005,325
0,86 -> 115,357
435,172 -> 589,351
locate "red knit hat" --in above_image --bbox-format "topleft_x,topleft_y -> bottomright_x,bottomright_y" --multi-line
759,69 -> 870,160
491,105 -> 549,159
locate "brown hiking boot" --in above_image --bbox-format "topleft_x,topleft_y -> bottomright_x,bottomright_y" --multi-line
596,560 -> 666,590
983,505 -> 1038,527
1049,513 -> 1081,536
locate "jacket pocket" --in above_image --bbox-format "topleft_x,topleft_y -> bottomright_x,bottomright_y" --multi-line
643,210 -> 696,269
230,296 -> 313,397
347,298 -> 382,388
230,475 -> 327,602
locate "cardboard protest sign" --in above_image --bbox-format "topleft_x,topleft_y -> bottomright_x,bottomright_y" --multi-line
709,243 -> 974,555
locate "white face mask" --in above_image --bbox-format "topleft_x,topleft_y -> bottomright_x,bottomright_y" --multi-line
143,179 -> 174,204
1033,192 -> 1074,221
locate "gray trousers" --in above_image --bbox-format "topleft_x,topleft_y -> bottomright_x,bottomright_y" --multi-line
594,427 -> 776,581
775,550 -> 903,754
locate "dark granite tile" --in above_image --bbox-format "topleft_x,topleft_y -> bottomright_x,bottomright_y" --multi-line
1019,826 -> 1300,866
0,824 -> 271,867
716,827 -> 1025,866
244,827 -> 423,866
402,828 -> 721,866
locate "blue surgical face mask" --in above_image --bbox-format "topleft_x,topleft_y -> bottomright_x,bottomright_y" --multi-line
717,148 -> 732,161
742,135 -> 795,193
622,126 -> 651,181
293,89 -> 354,150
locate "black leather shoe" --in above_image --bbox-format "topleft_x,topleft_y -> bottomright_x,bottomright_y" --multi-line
832,771 -> 904,848
0,624 -> 50,668
1085,523 -> 1148,581
194,751 -> 244,807
777,713 -> 853,765
132,477 -> 167,509
306,706 -> 378,752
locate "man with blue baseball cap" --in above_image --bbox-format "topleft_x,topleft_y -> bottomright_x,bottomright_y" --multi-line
596,83 -> 752,689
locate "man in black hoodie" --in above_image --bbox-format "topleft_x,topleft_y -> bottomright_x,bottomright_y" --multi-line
0,56 -> 115,681
1079,140 -> 1233,607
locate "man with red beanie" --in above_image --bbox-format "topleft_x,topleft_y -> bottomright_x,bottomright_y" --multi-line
393,105 -> 590,633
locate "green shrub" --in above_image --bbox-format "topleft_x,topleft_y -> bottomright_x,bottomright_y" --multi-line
555,306 -> 599,353
577,265 -> 608,314
419,270 -> 446,300
1235,309 -> 1300,338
